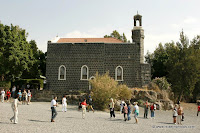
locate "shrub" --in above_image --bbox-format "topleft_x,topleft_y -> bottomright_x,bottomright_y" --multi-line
152,77 -> 171,91
12,79 -> 44,89
0,81 -> 11,88
89,72 -> 131,110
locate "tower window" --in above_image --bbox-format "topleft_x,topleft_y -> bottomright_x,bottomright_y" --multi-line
58,65 -> 66,80
115,66 -> 123,81
81,65 -> 89,80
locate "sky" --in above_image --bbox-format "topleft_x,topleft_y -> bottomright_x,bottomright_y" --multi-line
0,0 -> 200,54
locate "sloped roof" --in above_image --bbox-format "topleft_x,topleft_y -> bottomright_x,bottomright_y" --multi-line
57,38 -> 124,43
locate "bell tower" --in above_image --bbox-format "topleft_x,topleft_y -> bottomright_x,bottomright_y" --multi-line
132,12 -> 144,63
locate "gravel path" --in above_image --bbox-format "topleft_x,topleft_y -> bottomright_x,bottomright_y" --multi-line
0,102 -> 199,133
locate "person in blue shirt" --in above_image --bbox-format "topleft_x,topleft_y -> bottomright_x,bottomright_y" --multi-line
127,103 -> 131,121
17,90 -> 22,101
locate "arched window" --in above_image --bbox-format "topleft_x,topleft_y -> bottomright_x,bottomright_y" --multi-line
115,66 -> 123,81
58,65 -> 66,80
89,76 -> 95,90
81,65 -> 89,80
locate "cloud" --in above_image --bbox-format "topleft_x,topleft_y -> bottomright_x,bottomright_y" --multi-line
64,30 -> 98,38
171,17 -> 199,29
183,17 -> 197,24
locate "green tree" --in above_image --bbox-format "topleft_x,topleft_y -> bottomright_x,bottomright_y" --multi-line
0,24 -> 34,81
166,31 -> 200,101
104,30 -> 127,42
145,31 -> 200,101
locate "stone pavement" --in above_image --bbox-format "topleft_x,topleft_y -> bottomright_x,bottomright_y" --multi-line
0,102 -> 199,133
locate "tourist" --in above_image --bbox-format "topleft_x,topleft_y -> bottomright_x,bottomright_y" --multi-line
123,103 -> 128,121
81,99 -> 87,119
197,104 -> 200,116
10,94 -> 19,124
1,89 -> 5,103
120,99 -> 125,114
109,98 -> 115,119
150,103 -> 156,119
177,104 -> 183,124
78,98 -> 82,111
17,90 -> 22,102
144,100 -> 149,118
87,96 -> 94,113
27,90 -> 31,105
22,90 -> 27,105
62,95 -> 67,112
127,103 -> 131,121
173,104 -> 178,124
51,96 -> 58,122
11,86 -> 16,98
6,90 -> 11,102
133,102 -> 139,124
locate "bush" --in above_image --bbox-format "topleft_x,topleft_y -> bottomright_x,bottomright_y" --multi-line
152,77 -> 171,91
12,79 -> 44,89
89,72 -> 131,110
0,81 -> 11,88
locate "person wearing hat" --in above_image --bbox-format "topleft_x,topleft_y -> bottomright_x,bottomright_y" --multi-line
133,102 -> 139,124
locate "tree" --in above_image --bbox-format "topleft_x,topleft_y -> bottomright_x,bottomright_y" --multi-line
0,24 -> 34,81
104,30 -> 127,42
145,31 -> 200,101
145,43 -> 169,79
0,23 -> 46,81
166,31 -> 200,101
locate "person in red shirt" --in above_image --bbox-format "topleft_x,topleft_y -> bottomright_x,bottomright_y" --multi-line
197,105 -> 200,116
81,99 -> 87,119
7,90 -> 11,102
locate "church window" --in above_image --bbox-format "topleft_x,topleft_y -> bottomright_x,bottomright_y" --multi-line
115,66 -> 123,81
58,65 -> 66,80
81,65 -> 89,80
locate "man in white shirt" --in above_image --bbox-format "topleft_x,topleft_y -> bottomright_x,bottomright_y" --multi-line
10,94 -> 19,124
1,89 -> 5,103
51,96 -> 58,122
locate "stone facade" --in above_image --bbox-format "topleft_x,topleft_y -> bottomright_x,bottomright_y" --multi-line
46,14 -> 151,93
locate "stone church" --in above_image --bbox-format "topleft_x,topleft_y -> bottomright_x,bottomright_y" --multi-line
46,13 -> 151,93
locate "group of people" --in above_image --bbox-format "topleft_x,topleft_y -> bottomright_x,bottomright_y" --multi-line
1,89 -> 11,103
173,102 -> 184,125
0,86 -> 32,124
51,95 -> 95,122
6,92 -> 200,124
0,87 -> 32,105
112,99 -> 139,123
143,100 -> 156,119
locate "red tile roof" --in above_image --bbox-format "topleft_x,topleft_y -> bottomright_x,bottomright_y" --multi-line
57,38 -> 124,43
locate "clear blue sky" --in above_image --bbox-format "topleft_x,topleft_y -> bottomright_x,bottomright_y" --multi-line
0,0 -> 200,54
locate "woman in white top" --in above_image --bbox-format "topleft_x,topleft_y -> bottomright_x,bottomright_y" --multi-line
109,98 -> 115,118
27,90 -> 31,105
133,102 -> 139,124
1,89 -> 5,103
62,95 -> 67,112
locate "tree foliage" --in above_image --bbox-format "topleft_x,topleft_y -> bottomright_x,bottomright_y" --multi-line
104,30 -> 128,42
0,23 -> 46,81
145,31 -> 200,101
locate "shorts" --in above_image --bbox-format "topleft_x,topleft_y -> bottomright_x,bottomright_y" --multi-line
134,112 -> 139,118
22,97 -> 26,101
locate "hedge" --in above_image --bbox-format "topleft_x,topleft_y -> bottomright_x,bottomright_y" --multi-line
13,79 -> 44,89
0,81 -> 11,88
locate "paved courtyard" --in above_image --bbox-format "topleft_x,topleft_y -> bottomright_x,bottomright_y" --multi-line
0,102 -> 199,133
